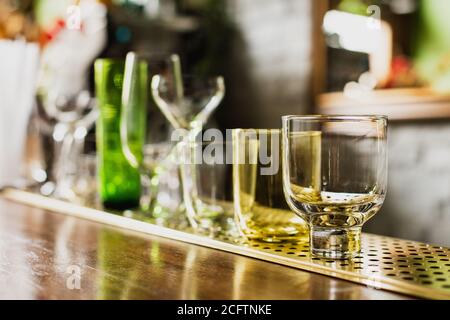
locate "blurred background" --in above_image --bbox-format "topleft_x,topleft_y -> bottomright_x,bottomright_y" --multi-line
1,0 -> 449,246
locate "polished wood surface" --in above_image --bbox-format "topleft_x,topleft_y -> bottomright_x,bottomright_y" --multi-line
0,198 -> 412,300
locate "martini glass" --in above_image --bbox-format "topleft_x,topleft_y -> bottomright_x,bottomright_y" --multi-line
151,73 -> 225,132
151,71 -> 226,221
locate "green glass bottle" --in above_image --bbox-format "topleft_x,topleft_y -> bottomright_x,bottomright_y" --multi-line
94,59 -> 144,210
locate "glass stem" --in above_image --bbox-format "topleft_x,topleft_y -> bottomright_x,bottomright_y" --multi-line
309,225 -> 362,259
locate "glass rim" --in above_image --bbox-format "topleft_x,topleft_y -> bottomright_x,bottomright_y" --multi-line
282,115 -> 388,122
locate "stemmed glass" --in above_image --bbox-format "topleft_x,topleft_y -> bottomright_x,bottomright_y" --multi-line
282,115 -> 388,259
150,57 -> 225,132
36,89 -> 98,200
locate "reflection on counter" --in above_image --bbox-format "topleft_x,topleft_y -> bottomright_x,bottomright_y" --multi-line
0,198 -> 415,299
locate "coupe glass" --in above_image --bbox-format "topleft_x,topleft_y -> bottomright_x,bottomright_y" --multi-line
232,129 -> 308,243
151,73 -> 225,131
282,115 -> 388,259
179,140 -> 237,236
121,52 -> 175,215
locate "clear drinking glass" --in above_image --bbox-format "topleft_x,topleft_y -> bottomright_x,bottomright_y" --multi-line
151,73 -> 225,131
120,53 -> 175,215
232,129 -> 308,243
36,89 -> 98,200
72,153 -> 98,206
179,140 -> 237,236
282,115 -> 388,259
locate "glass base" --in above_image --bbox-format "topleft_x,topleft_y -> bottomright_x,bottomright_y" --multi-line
309,226 -> 361,259
194,215 -> 239,238
243,227 -> 309,244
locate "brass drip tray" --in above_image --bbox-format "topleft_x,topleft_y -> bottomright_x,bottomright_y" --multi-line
2,188 -> 450,300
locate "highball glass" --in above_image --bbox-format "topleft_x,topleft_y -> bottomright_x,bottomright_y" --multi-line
179,141 -> 237,236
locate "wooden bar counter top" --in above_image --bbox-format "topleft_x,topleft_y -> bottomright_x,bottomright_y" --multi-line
0,197 -> 412,300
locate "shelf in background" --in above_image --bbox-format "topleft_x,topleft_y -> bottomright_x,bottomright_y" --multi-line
317,88 -> 450,121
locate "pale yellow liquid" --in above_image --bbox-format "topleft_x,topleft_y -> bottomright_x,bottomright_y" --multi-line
233,130 -> 307,242
290,186 -> 383,228
287,131 -> 383,228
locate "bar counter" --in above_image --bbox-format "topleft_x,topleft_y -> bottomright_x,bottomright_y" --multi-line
0,197 -> 412,300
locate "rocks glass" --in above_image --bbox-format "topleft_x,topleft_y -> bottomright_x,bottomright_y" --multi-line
232,129 -> 307,243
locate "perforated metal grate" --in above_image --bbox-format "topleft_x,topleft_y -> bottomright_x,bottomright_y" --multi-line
231,234 -> 450,299
2,188 -> 450,300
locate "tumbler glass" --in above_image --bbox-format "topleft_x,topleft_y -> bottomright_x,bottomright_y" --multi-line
179,140 -> 236,235
282,115 -> 388,259
120,53 -> 175,214
232,129 -> 307,243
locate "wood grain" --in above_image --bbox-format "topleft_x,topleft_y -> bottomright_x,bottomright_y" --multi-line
0,198 -> 412,300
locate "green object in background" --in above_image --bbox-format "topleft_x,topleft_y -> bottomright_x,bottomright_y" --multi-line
34,0 -> 72,29
415,0 -> 450,92
337,0 -> 372,16
94,59 -> 145,210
